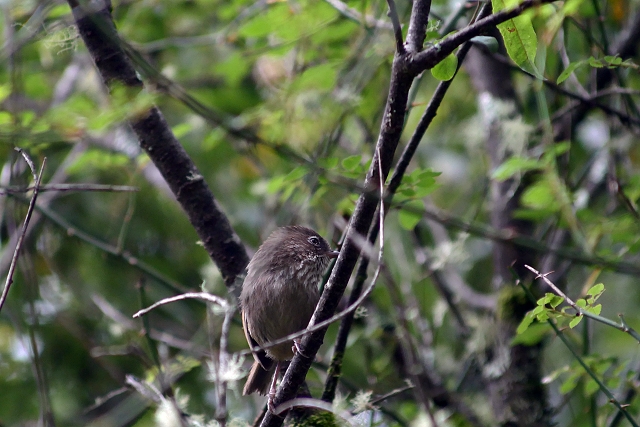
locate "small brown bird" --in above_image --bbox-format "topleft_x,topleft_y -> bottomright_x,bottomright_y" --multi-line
240,226 -> 339,397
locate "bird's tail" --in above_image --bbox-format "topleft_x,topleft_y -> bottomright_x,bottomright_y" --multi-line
243,360 -> 276,396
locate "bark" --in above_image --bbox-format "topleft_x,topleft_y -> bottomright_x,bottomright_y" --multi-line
67,0 -> 249,287
465,40 -> 551,426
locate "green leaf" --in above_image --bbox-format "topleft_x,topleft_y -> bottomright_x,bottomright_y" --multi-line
536,311 -> 549,322
399,188 -> 416,197
342,155 -> 362,171
294,63 -> 338,91
560,372 -> 580,394
588,56 -> 604,68
0,84 -> 10,103
541,293 -> 554,304
521,179 -> 558,211
557,60 -> 586,84
319,157 -> 339,169
604,55 -> 622,66
416,169 -> 440,181
431,53 -> 458,81
492,0 -> 540,76
546,141 -> 572,156
266,175 -> 286,194
584,378 -> 599,397
284,166 -> 308,181
413,183 -> 438,198
586,283 -> 605,297
549,295 -> 564,308
586,304 -> 602,315
470,36 -> 499,53
575,299 -> 586,308
516,313 -> 534,335
513,322 -> 549,345
569,315 -> 583,328
398,200 -> 424,230
492,157 -> 542,181
172,122 -> 193,139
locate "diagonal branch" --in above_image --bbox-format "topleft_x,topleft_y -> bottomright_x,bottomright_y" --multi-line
67,0 -> 249,287
411,0 -> 555,72
0,152 -> 45,313
259,0 -> 436,426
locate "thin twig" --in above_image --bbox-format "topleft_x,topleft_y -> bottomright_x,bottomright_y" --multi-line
411,0 -> 555,71
381,267 -> 440,427
419,205 -> 640,276
477,49 -> 640,129
133,292 -> 229,318
322,0 -> 393,30
525,265 -> 640,343
273,397 -> 352,420
10,195 -> 191,295
91,294 -> 202,354
0,183 -> 138,194
215,304 -> 236,426
0,153 -> 45,313
385,0 -> 405,54
370,384 -> 413,406
125,375 -> 164,404
517,279 -> 639,427
116,188 -> 137,253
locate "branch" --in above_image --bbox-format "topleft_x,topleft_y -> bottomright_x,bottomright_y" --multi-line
67,0 -> 249,287
0,183 -> 138,194
385,0 -> 405,54
411,0 -> 555,72
517,279 -> 640,427
554,8 -> 640,140
419,205 -> 640,276
322,24 -> 490,402
405,0 -> 432,53
132,292 -> 229,318
322,0 -> 393,30
525,265 -> 640,343
0,152 -> 45,313
10,196 -> 191,295
259,43 -> 414,427
475,48 -> 640,129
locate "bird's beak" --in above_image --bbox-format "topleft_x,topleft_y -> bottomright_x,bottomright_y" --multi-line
327,250 -> 340,259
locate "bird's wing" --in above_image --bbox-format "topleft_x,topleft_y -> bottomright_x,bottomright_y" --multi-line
242,309 -> 272,370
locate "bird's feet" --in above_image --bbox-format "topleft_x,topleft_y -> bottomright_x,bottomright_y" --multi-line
267,394 -> 277,414
292,338 -> 310,358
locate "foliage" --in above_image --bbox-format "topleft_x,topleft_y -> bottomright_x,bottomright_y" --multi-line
1,0 -> 640,426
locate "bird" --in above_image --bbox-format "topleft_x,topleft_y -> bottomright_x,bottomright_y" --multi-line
240,226 -> 339,400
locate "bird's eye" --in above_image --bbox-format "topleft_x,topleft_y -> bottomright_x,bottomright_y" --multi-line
308,236 -> 321,246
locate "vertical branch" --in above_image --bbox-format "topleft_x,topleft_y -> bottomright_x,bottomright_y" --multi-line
405,0 -> 432,53
321,34 -> 478,404
385,0 -> 405,54
259,0 -> 439,425
215,304 -> 236,426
